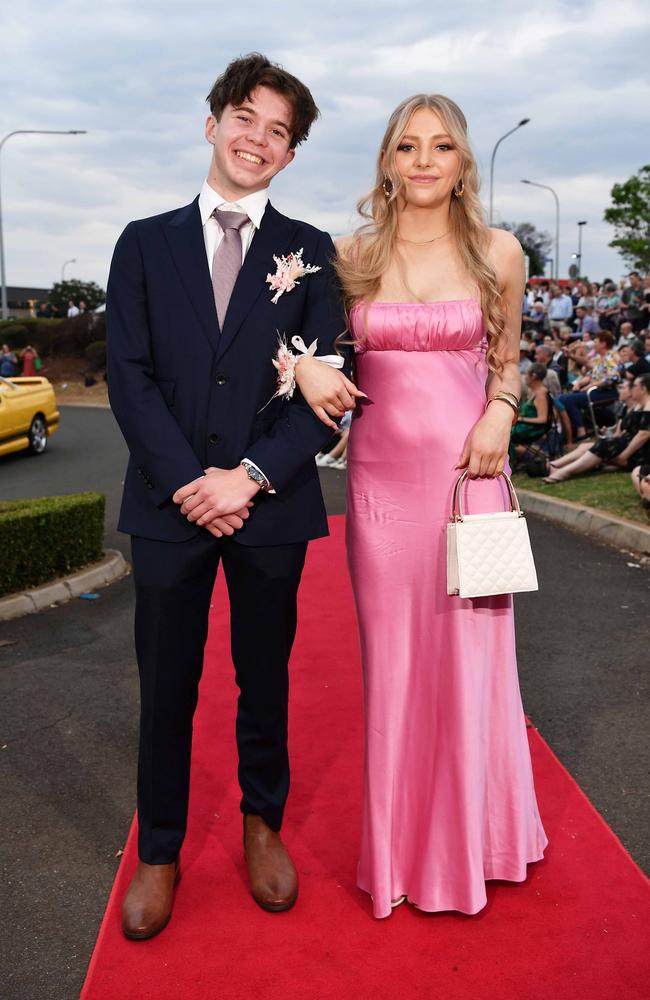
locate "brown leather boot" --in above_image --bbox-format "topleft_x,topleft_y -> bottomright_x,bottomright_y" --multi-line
243,814 -> 298,912
121,857 -> 181,940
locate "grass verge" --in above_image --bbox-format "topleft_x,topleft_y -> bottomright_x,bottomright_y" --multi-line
512,470 -> 649,526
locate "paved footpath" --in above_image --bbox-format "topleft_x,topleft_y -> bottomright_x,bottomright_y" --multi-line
1,407 -> 648,999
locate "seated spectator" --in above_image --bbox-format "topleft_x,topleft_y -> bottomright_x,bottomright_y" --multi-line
563,339 -> 589,387
547,336 -> 569,386
596,282 -> 621,331
509,362 -> 550,467
616,320 -> 635,348
0,344 -> 18,377
519,338 -> 533,374
576,280 -> 596,310
557,330 -> 621,439
624,340 -> 650,380
534,345 -> 562,395
555,324 -> 575,349
544,375 -> 650,482
644,331 -> 650,362
523,298 -> 548,336
580,330 -> 596,357
618,344 -> 632,369
630,464 -> 650,517
574,304 -> 600,337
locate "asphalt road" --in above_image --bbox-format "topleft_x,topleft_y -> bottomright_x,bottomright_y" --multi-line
1,405 -> 648,1000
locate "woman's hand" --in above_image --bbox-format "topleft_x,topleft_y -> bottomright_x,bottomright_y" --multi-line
295,356 -> 366,430
456,406 -> 512,478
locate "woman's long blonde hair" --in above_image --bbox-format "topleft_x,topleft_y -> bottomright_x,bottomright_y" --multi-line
335,94 -> 506,373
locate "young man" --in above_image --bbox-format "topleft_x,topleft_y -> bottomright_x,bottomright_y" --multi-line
107,54 -> 356,940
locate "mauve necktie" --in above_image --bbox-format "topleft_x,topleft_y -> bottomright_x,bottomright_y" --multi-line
211,207 -> 249,329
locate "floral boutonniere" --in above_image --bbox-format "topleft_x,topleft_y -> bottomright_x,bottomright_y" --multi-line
266,249 -> 321,304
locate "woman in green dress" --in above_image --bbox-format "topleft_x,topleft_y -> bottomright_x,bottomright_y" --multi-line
509,362 -> 550,466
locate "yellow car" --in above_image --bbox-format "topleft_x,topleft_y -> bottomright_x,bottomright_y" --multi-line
0,376 -> 60,456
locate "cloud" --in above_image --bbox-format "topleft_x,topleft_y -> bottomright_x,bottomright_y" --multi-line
0,0 -> 648,291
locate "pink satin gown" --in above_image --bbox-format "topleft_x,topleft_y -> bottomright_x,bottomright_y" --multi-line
346,300 -> 548,919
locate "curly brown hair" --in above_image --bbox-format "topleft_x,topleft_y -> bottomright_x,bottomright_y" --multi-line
206,53 -> 319,148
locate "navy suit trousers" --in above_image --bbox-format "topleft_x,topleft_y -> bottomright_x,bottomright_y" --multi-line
131,532 -> 307,864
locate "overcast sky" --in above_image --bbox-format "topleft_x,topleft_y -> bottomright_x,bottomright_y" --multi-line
1,0 -> 648,292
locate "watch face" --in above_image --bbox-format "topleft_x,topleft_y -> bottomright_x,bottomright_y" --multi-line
243,462 -> 266,488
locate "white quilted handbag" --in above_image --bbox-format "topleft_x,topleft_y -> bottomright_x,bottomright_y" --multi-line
446,470 -> 539,598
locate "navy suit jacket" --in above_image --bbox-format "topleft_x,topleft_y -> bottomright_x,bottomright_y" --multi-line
106,196 -> 347,545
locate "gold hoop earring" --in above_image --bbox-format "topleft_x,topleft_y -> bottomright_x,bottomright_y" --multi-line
382,176 -> 392,199
453,178 -> 465,197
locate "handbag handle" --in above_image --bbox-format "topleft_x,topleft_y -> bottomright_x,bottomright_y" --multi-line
450,469 -> 523,522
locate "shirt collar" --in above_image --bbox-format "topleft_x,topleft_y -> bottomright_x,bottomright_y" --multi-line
199,180 -> 268,229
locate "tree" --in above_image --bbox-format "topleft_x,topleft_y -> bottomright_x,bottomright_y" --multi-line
495,221 -> 552,278
603,165 -> 650,272
48,279 -> 106,313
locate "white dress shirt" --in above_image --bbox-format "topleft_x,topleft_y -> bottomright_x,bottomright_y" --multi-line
199,180 -> 274,491
198,180 -> 268,267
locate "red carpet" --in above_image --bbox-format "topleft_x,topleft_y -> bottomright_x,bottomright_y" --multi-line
82,516 -> 649,1000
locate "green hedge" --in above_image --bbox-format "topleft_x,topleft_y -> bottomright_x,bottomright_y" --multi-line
0,314 -> 105,358
0,493 -> 105,597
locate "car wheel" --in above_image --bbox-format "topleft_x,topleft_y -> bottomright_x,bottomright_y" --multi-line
28,415 -> 48,454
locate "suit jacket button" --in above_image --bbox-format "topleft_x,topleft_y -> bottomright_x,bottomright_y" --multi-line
208,433 -> 220,445
215,373 -> 228,385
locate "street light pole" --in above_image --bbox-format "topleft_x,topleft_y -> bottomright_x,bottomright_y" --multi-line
0,130 -> 87,320
577,220 -> 587,277
61,258 -> 76,281
521,179 -> 560,281
489,118 -> 530,226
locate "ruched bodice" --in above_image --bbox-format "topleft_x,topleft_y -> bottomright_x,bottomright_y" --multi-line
351,298 -> 486,354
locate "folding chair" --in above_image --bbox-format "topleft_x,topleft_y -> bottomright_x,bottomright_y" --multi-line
585,384 -> 618,438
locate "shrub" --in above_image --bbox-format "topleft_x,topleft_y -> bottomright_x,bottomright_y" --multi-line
85,340 -> 107,370
0,318 -> 63,357
2,325 -> 29,349
0,315 -> 105,358
0,493 -> 105,597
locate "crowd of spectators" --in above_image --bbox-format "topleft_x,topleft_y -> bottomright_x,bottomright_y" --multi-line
516,272 -> 650,516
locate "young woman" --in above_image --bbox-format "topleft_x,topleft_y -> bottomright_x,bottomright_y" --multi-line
544,375 -> 650,483
20,344 -> 40,376
296,94 -> 547,918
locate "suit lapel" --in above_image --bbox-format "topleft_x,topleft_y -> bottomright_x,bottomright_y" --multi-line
216,203 -> 298,362
163,197 -> 219,351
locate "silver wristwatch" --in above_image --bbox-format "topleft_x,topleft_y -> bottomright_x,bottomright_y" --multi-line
240,459 -> 271,492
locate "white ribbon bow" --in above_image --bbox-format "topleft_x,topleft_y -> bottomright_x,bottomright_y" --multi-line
291,335 -> 345,370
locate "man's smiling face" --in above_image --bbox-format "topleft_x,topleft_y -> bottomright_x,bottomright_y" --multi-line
205,85 -> 295,200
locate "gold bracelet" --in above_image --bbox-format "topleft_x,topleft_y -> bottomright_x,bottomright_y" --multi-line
491,390 -> 520,408
493,389 -> 520,406
485,395 -> 519,424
